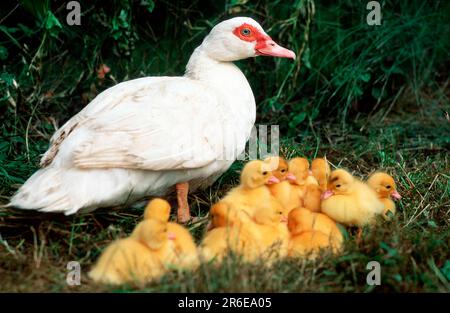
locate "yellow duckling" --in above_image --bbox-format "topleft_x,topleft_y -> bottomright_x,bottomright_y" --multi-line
321,169 -> 384,229
143,198 -> 199,269
287,207 -> 343,247
220,160 -> 284,218
249,205 -> 289,259
199,203 -> 258,263
367,172 -> 401,220
271,157 -> 321,213
200,201 -> 288,263
268,158 -> 306,214
265,156 -> 296,216
311,157 -> 331,191
264,156 -> 293,181
89,219 -> 170,285
287,208 -> 342,259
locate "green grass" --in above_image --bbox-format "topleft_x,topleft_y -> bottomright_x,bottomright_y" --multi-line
0,0 -> 449,292
1,103 -> 448,292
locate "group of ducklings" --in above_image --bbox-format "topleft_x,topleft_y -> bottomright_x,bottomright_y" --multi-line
89,198 -> 199,285
89,156 -> 401,285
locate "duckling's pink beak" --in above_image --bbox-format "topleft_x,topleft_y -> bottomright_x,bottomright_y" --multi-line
321,190 -> 334,200
391,190 -> 401,201
267,176 -> 280,185
280,216 -> 288,223
286,172 -> 297,182
168,232 -> 176,240
255,39 -> 296,59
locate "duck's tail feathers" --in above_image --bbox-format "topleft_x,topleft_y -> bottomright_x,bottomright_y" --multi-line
8,167 -> 81,215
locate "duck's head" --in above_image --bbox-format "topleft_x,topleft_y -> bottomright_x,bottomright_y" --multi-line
322,169 -> 354,199
287,157 -> 310,184
200,17 -> 296,62
209,202 -> 237,228
287,208 -> 306,235
132,219 -> 174,250
143,198 -> 171,222
367,172 -> 401,200
241,160 -> 280,188
264,156 -> 294,181
311,157 -> 331,188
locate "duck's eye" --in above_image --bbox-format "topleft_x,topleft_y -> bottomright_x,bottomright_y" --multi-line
386,185 -> 391,189
281,169 -> 286,173
262,171 -> 268,176
240,28 -> 251,36
336,184 -> 341,188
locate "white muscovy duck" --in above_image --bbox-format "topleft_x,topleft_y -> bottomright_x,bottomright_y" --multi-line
8,17 -> 295,222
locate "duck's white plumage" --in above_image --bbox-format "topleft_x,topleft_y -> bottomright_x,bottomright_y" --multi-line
9,17 -> 295,215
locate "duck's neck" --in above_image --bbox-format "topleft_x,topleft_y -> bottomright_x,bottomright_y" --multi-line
185,46 -> 238,80
185,46 -> 214,79
184,43 -> 256,147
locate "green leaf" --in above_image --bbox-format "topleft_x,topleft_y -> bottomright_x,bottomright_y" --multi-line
118,9 -> 129,28
392,274 -> 402,282
385,210 -> 395,220
44,11 -> 62,38
360,72 -> 371,82
310,107 -> 320,120
0,72 -> 15,86
21,0 -> 49,21
302,46 -> 311,69
380,241 -> 398,258
323,270 -> 337,276
353,86 -> 363,97
336,223 -> 350,240
427,220 -> 437,228
17,23 -> 35,36
440,260 -> 450,281
141,0 -> 155,13
371,87 -> 387,100
0,46 -> 8,60
288,112 -> 307,129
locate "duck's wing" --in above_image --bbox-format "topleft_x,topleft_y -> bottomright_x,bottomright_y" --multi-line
43,77 -> 232,171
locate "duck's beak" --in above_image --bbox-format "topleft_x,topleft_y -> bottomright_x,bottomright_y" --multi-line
255,39 -> 296,59
168,232 -> 177,240
280,216 -> 288,223
286,172 -> 297,182
391,190 -> 401,201
321,190 -> 334,200
267,176 -> 280,185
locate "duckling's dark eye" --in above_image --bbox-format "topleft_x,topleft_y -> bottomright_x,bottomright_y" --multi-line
386,185 -> 391,189
240,28 -> 251,36
336,184 -> 341,188
281,169 -> 286,173
262,171 -> 268,176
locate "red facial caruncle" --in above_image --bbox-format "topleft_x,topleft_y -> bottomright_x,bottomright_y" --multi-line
233,23 -> 270,43
232,23 -> 296,59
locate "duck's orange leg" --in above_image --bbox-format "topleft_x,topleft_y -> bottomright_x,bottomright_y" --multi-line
176,182 -> 191,223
